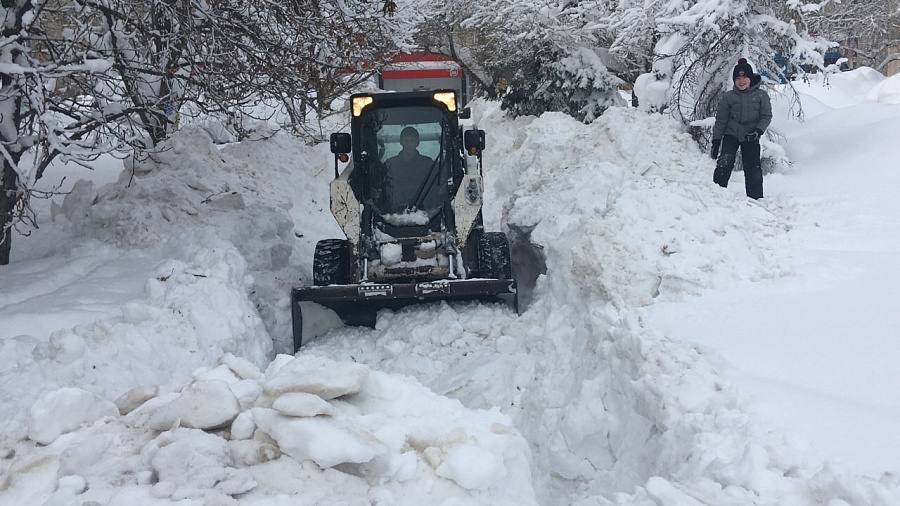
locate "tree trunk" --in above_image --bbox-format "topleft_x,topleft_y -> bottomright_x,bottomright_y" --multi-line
0,161 -> 18,265
888,0 -> 900,76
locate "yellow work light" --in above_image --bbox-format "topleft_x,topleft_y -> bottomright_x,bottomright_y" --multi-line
432,91 -> 456,112
352,96 -> 374,117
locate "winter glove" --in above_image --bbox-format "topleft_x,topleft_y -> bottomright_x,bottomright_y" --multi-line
744,129 -> 763,142
710,139 -> 720,160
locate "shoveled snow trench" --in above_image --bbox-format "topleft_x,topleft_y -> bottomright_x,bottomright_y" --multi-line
303,105 -> 814,504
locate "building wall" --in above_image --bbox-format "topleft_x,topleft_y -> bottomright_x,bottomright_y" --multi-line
378,52 -> 473,106
887,50 -> 900,76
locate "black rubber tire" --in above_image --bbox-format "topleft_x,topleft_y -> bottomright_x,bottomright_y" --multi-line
313,239 -> 351,286
291,298 -> 303,352
464,228 -> 483,278
477,232 -> 513,280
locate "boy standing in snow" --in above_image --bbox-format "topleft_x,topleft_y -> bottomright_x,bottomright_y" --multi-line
710,58 -> 772,199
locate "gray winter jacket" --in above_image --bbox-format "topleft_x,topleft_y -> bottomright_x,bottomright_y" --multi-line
712,76 -> 772,142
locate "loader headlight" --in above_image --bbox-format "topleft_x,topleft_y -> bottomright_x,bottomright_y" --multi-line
432,91 -> 456,112
352,96 -> 374,117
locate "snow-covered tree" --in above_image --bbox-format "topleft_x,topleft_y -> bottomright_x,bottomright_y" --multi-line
402,0 -> 497,97
68,0 -> 399,146
412,0 -> 834,131
807,0 -> 900,72
594,0 -> 666,84
630,0 -> 829,132
421,0 -> 625,121
1,0 -> 116,265
1,0 -> 399,265
500,46 -> 624,122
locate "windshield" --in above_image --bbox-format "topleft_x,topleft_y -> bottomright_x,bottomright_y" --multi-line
360,106 -> 452,221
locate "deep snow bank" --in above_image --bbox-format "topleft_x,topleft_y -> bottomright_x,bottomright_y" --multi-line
53,128 -> 339,352
4,88 -> 900,505
1,129 -> 326,442
308,104 -> 900,505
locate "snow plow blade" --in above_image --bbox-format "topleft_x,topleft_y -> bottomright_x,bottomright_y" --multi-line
291,278 -> 516,350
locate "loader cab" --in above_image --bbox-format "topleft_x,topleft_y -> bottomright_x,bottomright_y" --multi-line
361,106 -> 454,220
324,90 -> 491,286
345,91 -> 466,235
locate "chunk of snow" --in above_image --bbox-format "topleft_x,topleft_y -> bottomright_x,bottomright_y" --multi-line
0,451 -> 60,506
229,378 -> 263,410
435,443 -> 504,490
26,388 -> 118,445
114,385 -> 160,415
192,363 -> 241,384
148,380 -> 240,430
220,353 -> 263,381
228,439 -> 282,466
229,410 -> 256,441
262,354 -> 369,399
149,428 -> 256,497
252,407 -> 379,468
58,433 -> 113,476
272,391 -> 336,417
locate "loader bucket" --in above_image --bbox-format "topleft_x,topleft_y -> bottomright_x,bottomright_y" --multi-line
291,278 -> 516,351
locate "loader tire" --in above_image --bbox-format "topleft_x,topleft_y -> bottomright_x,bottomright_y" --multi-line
313,239 -> 351,286
477,232 -> 512,280
464,226 -> 483,277
292,298 -> 304,352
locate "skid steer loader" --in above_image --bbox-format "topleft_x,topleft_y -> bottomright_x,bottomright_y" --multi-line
291,90 -> 516,351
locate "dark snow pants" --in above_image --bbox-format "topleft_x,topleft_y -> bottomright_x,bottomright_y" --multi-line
713,135 -> 763,199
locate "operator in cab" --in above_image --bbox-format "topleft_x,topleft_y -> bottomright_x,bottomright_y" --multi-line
386,127 -> 433,173
384,126 -> 435,210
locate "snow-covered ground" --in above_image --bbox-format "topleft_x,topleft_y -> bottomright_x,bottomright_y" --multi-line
2,68 -> 899,505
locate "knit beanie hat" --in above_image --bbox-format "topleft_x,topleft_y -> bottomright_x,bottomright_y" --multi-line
733,58 -> 753,80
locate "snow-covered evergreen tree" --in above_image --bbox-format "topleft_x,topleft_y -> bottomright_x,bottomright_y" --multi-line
502,47 -> 625,122
432,0 -> 625,121
414,0 -> 829,130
